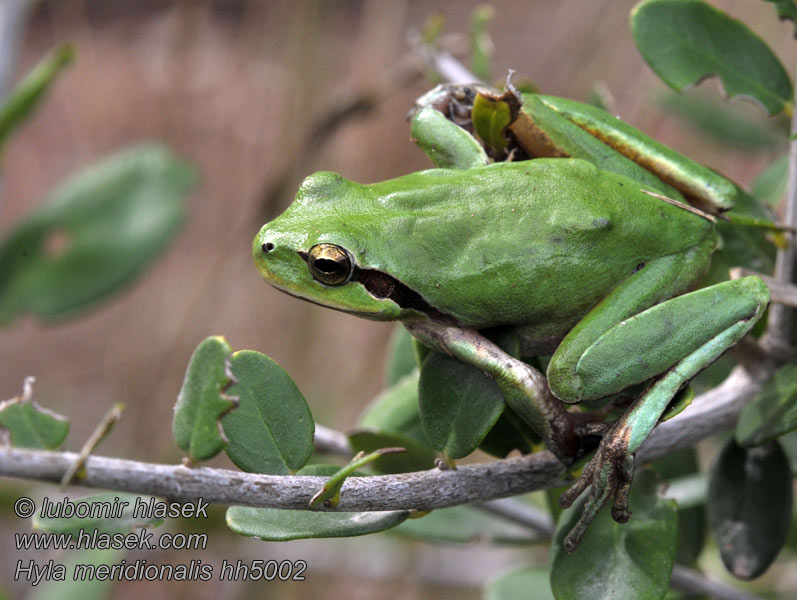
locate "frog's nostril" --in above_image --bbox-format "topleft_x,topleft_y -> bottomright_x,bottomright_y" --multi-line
262,242 -> 275,253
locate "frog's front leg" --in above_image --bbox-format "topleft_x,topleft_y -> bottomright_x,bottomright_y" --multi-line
552,276 -> 770,553
404,319 -> 583,464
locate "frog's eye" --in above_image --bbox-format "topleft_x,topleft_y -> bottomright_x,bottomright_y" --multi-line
307,243 -> 354,286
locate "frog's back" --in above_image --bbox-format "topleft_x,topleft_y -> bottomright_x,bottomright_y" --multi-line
362,159 -> 716,330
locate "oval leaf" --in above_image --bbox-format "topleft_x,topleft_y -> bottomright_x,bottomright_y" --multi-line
226,506 -> 409,541
222,350 -> 314,474
348,429 -> 436,474
33,492 -> 164,534
485,566 -> 555,600
395,504 -> 541,545
419,351 -> 505,460
752,154 -> 789,207
656,92 -> 786,151
708,438 -> 792,579
736,363 -> 797,447
27,548 -> 124,600
550,470 -> 678,600
478,405 -> 541,458
0,393 -> 68,450
384,325 -> 418,387
173,336 -> 235,461
359,369 -> 429,444
0,143 -> 195,323
632,0 -> 793,115
652,447 -> 707,566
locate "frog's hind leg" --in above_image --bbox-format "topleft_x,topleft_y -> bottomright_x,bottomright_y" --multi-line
557,276 -> 770,553
404,319 -> 583,464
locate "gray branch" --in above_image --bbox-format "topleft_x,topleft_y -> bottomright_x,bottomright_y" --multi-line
0,367 -> 760,510
730,267 -> 797,308
669,565 -> 763,600
313,423 -> 353,457
760,66 -> 797,357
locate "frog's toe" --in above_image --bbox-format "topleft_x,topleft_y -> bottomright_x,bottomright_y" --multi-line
610,453 -> 634,523
558,432 -> 636,553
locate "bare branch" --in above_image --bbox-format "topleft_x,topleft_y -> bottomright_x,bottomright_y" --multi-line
760,65 -> 797,358
0,367 -> 761,511
476,498 -> 554,537
313,423 -> 352,458
669,565 -> 763,600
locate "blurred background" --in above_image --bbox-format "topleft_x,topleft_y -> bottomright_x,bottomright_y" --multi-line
0,0 -> 795,598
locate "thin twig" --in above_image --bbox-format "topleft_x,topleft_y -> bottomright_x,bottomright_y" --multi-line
760,65 -> 797,358
475,498 -> 554,537
313,423 -> 353,457
0,367 -> 760,511
669,565 -> 763,600
60,403 -> 124,487
730,267 -> 797,308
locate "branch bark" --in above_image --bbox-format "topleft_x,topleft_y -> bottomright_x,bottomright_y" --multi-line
0,367 -> 760,511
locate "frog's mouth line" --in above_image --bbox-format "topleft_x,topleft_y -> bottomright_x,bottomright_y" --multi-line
351,267 -> 446,319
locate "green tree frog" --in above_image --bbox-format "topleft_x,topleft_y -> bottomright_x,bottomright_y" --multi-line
252,83 -> 770,552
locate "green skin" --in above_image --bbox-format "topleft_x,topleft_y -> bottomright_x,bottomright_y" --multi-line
253,92 -> 770,552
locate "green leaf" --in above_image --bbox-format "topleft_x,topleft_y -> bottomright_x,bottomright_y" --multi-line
33,493 -> 164,534
419,351 -> 505,460
472,92 -> 513,155
395,504 -> 541,545
550,470 -> 678,600
484,566 -> 555,600
27,548 -> 124,600
661,384 -> 694,422
736,363 -> 797,447
0,387 -> 69,449
656,92 -> 786,151
469,4 -> 494,82
752,154 -> 790,207
652,447 -> 707,566
173,336 -> 236,461
478,404 -> 541,458
384,325 -> 417,387
226,505 -> 409,541
348,429 -> 436,473
419,329 -> 519,461
0,44 -> 74,149
708,438 -> 792,579
631,0 -> 793,115
779,429 -> 797,475
222,350 -> 314,474
0,143 -> 195,324
359,370 -> 430,445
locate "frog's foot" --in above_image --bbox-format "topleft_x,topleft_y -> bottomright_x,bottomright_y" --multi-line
557,424 -> 634,553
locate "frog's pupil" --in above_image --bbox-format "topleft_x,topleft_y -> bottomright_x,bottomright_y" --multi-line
262,242 -> 274,252
315,258 -> 343,274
